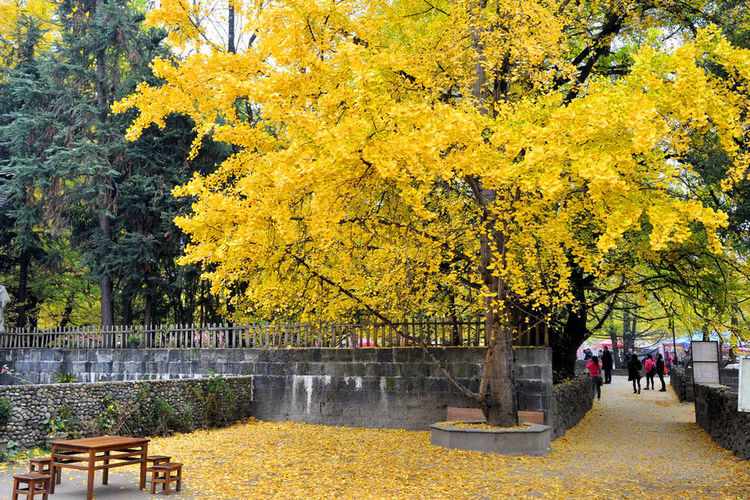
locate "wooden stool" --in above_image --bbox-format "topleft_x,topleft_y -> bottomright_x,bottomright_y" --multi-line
148,462 -> 182,495
11,472 -> 51,500
29,458 -> 61,485
147,455 -> 172,467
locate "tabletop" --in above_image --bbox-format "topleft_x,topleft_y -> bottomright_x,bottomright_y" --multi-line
52,436 -> 149,450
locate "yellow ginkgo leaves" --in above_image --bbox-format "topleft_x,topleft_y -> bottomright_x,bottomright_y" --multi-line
114,0 -> 750,327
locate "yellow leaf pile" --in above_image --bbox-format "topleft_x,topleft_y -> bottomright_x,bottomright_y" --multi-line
135,378 -> 750,499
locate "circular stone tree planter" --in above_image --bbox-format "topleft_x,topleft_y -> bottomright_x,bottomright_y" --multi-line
430,421 -> 552,456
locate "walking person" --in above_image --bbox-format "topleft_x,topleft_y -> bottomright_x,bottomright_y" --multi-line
644,354 -> 656,390
624,348 -> 633,365
665,351 -> 672,375
586,355 -> 603,400
601,346 -> 613,384
628,354 -> 642,394
656,353 -> 667,391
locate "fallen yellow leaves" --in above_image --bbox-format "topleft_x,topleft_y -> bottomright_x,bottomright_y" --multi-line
129,377 -> 750,499
446,422 -> 531,430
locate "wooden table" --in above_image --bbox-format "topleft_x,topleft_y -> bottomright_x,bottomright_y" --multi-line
50,436 -> 149,500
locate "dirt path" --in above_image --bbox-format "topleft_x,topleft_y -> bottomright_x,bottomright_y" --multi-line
0,375 -> 746,499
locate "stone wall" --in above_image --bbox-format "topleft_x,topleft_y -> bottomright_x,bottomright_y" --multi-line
552,375 -> 593,439
513,348 -> 554,424
671,366 -> 693,402
574,359 -> 587,376
0,347 -> 557,432
0,376 -> 253,448
694,383 -> 750,460
0,348 -> 256,384
721,368 -> 740,389
670,366 -> 738,403
250,347 -> 555,430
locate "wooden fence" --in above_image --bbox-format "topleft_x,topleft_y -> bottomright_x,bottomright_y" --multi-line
0,320 -> 549,349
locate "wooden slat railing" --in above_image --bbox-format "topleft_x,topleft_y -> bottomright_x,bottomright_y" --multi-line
0,319 -> 548,349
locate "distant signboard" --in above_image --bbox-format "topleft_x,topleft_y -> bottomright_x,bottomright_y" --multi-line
692,341 -> 720,385
739,358 -> 750,413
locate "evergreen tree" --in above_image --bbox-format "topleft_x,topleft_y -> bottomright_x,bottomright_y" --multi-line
0,0 -> 228,327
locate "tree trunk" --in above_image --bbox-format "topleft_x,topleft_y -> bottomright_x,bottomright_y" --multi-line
227,2 -> 235,54
609,320 -> 621,368
622,309 -> 635,355
60,294 -> 74,328
448,294 -> 461,346
143,291 -> 154,327
122,295 -> 132,325
467,5 -> 517,426
94,0 -> 114,327
99,213 -> 114,326
481,309 -> 518,427
550,267 -> 589,381
16,249 -> 30,328
476,225 -> 517,427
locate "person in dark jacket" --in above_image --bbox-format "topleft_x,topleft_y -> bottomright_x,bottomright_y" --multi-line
601,346 -> 614,384
628,355 -> 642,394
655,353 -> 666,391
624,348 -> 633,365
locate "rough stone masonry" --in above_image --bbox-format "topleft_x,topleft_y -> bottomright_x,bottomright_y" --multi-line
0,346 -> 592,443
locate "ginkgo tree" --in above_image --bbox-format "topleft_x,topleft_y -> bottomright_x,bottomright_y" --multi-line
117,0 -> 750,426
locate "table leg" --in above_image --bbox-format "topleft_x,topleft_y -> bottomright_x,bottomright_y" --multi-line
139,442 -> 148,490
103,450 -> 110,485
87,449 -> 95,500
50,445 -> 57,494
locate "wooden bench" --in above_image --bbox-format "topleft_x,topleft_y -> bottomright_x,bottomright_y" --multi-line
12,472 -> 51,500
446,407 -> 544,425
147,455 -> 172,467
148,462 -> 183,495
29,458 -> 61,485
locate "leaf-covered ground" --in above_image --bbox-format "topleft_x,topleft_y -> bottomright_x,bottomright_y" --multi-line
0,375 -> 747,499
141,375 -> 748,499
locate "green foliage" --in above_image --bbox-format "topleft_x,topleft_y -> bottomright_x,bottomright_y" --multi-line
0,397 -> 12,428
195,374 -> 238,428
53,371 -> 76,384
43,405 -> 74,436
0,440 -> 21,462
94,394 -> 127,435
151,397 -> 192,436
121,383 -> 193,437
0,365 -> 31,385
0,0 -> 228,329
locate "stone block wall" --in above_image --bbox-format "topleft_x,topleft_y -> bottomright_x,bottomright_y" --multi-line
552,375 -> 593,439
0,376 -> 253,448
670,366 -> 738,403
671,366 -> 694,402
514,348 -> 554,424
721,369 -> 739,390
694,383 -> 750,460
0,347 -> 558,432
0,348 -> 257,384
249,347 -> 555,430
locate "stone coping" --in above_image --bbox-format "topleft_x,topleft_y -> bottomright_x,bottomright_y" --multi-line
430,421 -> 542,433
430,421 -> 552,456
